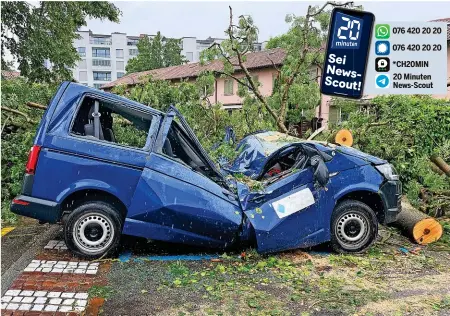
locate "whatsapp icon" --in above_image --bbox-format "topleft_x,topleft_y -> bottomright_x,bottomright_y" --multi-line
375,24 -> 390,39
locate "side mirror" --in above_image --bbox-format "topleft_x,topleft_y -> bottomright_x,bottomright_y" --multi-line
310,155 -> 329,187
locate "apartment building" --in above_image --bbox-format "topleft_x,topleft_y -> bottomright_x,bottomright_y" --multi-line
181,37 -> 266,63
72,31 -> 266,88
72,31 -> 139,88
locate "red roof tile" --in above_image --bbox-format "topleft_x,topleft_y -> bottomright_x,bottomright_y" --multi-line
102,48 -> 286,89
1,71 -> 20,80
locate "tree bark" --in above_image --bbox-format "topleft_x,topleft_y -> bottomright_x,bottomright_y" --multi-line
393,199 -> 443,244
430,154 -> 450,177
26,101 -> 47,110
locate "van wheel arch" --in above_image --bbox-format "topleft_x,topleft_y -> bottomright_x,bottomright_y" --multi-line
336,190 -> 385,224
60,189 -> 127,223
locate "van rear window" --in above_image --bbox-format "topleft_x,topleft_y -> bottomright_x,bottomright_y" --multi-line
71,96 -> 152,149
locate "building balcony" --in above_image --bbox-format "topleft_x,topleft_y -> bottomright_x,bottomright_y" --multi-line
92,59 -> 111,68
90,38 -> 112,45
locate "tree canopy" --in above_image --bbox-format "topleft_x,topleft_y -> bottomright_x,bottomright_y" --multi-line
125,32 -> 187,73
1,1 -> 121,82
201,3 -> 356,133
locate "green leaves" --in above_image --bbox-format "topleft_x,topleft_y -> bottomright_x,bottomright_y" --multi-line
125,32 -> 187,73
1,1 -> 121,82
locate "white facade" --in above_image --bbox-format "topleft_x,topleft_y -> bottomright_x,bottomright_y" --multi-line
72,31 -> 140,88
72,31 -> 267,87
180,37 -> 267,63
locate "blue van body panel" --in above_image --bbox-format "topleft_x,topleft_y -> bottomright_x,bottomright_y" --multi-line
11,81 -> 402,253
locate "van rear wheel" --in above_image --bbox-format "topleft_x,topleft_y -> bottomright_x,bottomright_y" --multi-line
330,200 -> 378,253
64,201 -> 123,259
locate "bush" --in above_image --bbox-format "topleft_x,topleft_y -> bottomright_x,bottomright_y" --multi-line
1,78 -> 57,224
322,95 -> 450,216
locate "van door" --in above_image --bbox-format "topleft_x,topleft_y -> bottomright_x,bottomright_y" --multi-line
125,109 -> 243,248
238,167 -> 334,253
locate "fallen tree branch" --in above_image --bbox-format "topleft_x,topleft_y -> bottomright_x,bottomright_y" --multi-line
430,154 -> 450,177
26,101 -> 47,110
1,106 -> 31,122
307,126 -> 326,140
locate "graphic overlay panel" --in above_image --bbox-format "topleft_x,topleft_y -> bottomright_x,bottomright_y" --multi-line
365,22 -> 448,95
320,9 -> 375,99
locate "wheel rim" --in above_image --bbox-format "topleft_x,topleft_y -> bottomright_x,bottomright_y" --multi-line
73,212 -> 114,254
335,212 -> 370,249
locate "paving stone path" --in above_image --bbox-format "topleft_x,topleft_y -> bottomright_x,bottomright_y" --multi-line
1,240 -> 108,316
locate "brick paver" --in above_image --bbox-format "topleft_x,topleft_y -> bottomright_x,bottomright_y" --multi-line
2,240 -> 111,315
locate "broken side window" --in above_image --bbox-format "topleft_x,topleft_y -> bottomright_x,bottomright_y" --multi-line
71,96 -> 153,150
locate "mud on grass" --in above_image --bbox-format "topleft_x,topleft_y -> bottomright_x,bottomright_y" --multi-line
102,228 -> 450,316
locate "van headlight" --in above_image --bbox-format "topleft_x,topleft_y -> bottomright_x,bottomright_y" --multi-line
375,164 -> 399,181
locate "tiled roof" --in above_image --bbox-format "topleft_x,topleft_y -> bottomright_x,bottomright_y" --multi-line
101,48 -> 286,89
1,71 -> 20,80
429,18 -> 450,40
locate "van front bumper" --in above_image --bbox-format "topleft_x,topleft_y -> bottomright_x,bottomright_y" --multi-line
10,195 -> 60,224
379,180 -> 402,224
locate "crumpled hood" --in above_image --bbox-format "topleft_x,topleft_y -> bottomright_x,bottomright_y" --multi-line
222,131 -> 302,178
335,145 -> 387,165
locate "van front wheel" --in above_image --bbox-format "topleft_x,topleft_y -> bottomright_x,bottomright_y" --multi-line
64,201 -> 123,259
330,200 -> 378,253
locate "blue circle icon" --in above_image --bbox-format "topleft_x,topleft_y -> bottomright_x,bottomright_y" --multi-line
375,74 -> 390,88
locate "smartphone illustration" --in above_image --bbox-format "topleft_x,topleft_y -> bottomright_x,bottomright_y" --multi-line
320,8 -> 375,99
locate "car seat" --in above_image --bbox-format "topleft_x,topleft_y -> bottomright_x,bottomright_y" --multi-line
84,104 -> 116,142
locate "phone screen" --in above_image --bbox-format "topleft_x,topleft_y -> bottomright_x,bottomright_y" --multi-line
320,8 -> 375,99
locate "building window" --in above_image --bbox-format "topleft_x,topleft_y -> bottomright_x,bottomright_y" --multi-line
93,83 -> 103,89
116,61 -> 124,71
93,71 -> 111,81
116,49 -> 124,58
248,75 -> 259,92
185,52 -> 193,62
77,47 -> 86,57
78,59 -> 87,69
127,38 -> 139,46
92,48 -> 110,58
224,79 -> 233,96
129,49 -> 138,56
92,59 -> 111,67
309,67 -> 318,80
79,71 -> 87,82
328,106 -> 342,125
117,72 -> 125,78
272,73 -> 279,92
90,37 -> 112,45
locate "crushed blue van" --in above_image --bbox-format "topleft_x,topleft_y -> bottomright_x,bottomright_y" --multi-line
11,82 -> 402,258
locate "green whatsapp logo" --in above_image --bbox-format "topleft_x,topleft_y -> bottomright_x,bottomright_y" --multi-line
375,24 -> 390,39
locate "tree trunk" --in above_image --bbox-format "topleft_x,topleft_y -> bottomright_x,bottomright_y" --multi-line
394,199 -> 443,244
430,154 -> 450,177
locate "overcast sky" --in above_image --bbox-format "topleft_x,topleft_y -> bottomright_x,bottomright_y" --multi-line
82,1 -> 450,41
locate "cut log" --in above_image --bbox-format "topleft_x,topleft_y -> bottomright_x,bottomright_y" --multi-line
394,199 -> 443,244
334,129 -> 353,147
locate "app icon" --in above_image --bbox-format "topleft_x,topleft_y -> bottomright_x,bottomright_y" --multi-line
375,74 -> 390,88
375,41 -> 390,55
375,24 -> 390,39
375,57 -> 390,72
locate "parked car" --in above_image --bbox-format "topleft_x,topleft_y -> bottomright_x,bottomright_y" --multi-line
11,82 -> 402,258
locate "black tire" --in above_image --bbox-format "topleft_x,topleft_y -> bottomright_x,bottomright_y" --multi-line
64,201 -> 123,259
330,199 -> 378,254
